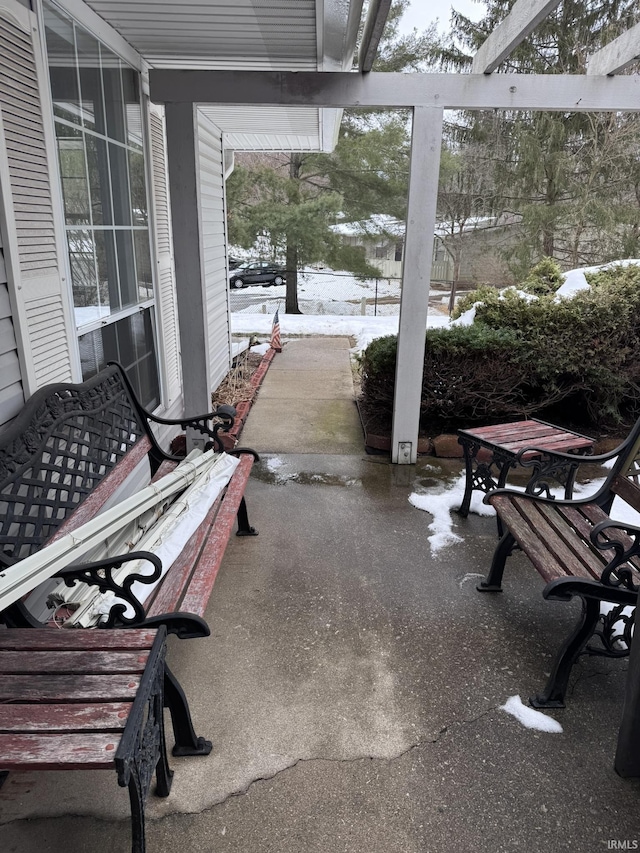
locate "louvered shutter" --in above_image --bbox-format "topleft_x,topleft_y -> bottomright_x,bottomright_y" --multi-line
0,223 -> 24,430
196,111 -> 232,392
0,1 -> 74,392
149,104 -> 182,407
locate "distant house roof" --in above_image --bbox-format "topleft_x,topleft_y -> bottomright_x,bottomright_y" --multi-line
332,214 -> 405,238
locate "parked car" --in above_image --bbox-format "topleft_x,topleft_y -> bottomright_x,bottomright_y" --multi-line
229,261 -> 286,288
228,255 -> 242,270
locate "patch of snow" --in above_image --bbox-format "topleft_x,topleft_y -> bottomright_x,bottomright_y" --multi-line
265,456 -> 285,471
450,305 -> 476,326
408,474 -> 494,554
408,473 -> 618,556
556,259 -> 640,299
250,343 -> 270,355
500,695 -> 563,733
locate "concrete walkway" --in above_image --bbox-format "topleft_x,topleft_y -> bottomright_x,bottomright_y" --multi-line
2,336 -> 640,852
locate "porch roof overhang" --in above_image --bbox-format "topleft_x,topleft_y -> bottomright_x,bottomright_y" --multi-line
74,0 -> 368,152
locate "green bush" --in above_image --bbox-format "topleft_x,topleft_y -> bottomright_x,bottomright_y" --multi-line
360,263 -> 640,433
520,257 -> 563,296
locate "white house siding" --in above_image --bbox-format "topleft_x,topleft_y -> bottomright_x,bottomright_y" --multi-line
0,225 -> 24,430
0,1 -> 74,393
149,105 -> 182,413
196,111 -> 232,394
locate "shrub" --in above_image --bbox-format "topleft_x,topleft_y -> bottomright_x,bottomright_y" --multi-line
359,262 -> 640,434
520,257 -> 563,296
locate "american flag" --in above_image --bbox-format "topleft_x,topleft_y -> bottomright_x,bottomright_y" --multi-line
270,308 -> 282,352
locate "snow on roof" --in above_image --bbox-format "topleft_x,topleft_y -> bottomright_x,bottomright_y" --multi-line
331,213 -> 405,238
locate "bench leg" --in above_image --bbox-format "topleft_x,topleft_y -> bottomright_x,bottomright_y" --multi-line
236,496 -> 258,537
164,665 -> 213,757
530,596 -> 602,709
477,531 -> 515,592
127,766 -> 149,853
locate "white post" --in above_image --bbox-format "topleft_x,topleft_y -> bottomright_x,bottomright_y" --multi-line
391,106 -> 443,464
164,102 -> 210,417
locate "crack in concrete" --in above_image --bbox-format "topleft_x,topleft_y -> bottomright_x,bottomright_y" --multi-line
0,707 -> 498,829
202,704 -> 497,812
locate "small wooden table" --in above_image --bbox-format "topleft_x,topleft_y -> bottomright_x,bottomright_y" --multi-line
457,418 -> 594,518
0,627 -> 173,853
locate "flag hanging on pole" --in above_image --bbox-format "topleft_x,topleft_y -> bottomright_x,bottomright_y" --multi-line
270,308 -> 282,352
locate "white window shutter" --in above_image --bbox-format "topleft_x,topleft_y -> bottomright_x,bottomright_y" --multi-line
149,104 -> 182,406
0,1 -> 74,392
196,111 -> 232,392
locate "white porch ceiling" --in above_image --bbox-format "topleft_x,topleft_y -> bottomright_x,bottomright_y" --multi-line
78,0 -> 361,152
80,0 -> 356,71
199,105 -> 334,151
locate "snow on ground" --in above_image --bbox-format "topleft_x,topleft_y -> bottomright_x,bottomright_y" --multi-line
408,472 -> 640,555
409,472 -> 495,554
500,695 -> 563,733
233,312 -> 451,356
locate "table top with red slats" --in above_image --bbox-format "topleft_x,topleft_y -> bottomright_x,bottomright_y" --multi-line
458,419 -> 594,458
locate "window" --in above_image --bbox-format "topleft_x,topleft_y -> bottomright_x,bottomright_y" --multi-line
43,2 -> 159,408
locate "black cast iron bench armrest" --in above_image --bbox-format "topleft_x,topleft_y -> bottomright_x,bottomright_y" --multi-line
483,484 -> 611,510
109,361 -> 242,466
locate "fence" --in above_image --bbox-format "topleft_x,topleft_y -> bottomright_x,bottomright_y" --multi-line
229,269 -> 455,316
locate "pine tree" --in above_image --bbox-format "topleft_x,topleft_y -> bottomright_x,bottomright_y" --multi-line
433,0 -> 640,272
225,0 -> 437,313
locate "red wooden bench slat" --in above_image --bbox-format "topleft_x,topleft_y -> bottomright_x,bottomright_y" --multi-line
0,650 -> 150,674
0,732 -> 123,770
488,496 -> 593,584
612,474 -> 640,513
0,629 -> 158,651
0,673 -> 141,703
534,502 -> 607,578
146,454 -> 254,619
0,702 -> 131,732
179,455 -> 254,617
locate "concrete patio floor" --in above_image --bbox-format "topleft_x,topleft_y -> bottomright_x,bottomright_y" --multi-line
2,335 -> 640,852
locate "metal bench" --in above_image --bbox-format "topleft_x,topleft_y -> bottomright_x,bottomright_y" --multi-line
0,627 -> 171,853
477,416 -> 640,709
0,362 -> 259,754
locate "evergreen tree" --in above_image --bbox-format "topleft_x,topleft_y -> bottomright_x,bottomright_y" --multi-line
433,0 -> 640,272
226,0 -> 437,313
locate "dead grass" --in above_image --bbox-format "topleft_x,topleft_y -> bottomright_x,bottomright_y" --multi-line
211,348 -> 264,408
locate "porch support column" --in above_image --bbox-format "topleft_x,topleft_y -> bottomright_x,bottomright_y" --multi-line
391,106 -> 443,464
164,102 -> 211,420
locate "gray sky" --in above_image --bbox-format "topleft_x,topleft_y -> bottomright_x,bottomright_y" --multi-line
398,0 -> 486,34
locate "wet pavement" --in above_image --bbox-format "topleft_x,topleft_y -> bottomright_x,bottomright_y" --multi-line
2,336 -> 640,852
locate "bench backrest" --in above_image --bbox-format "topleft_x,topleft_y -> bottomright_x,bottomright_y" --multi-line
607,416 -> 640,514
0,366 -> 145,564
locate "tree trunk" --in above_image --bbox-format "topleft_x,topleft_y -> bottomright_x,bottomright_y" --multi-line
285,243 -> 300,313
447,241 -> 462,315
285,154 -> 303,314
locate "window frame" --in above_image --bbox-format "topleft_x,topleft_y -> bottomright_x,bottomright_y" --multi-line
38,0 -> 163,409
